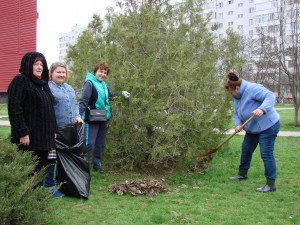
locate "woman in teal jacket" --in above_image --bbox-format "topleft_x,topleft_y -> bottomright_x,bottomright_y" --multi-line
79,62 -> 130,173
225,71 -> 280,193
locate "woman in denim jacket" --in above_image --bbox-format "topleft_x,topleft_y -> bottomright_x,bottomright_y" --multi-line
47,62 -> 84,197
49,62 -> 83,126
225,71 -> 280,193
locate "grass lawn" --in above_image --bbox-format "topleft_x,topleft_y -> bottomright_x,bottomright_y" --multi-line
43,136 -> 300,225
0,103 -> 7,116
0,126 -> 10,138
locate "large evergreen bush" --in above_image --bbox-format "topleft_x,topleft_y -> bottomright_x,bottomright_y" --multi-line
67,0 -> 240,170
0,138 -> 50,225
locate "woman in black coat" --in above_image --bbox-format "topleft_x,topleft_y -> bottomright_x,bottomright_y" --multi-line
8,52 -> 57,174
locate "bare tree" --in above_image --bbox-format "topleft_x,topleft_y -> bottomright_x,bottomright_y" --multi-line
251,0 -> 299,127
276,0 -> 300,126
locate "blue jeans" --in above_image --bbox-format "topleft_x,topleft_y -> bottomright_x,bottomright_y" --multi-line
44,161 -> 58,188
239,121 -> 280,180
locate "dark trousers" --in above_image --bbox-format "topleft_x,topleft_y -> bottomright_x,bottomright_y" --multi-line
85,122 -> 107,170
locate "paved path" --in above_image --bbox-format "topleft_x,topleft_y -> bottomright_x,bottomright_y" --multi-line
225,129 -> 300,137
1,119 -> 299,137
0,120 -> 10,126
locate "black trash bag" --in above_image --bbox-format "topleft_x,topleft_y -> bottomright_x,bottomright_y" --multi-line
55,123 -> 86,156
56,123 -> 90,199
57,150 -> 90,199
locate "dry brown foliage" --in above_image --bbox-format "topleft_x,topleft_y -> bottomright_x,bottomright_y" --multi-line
108,178 -> 166,197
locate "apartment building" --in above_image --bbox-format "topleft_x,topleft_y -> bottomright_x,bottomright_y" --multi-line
202,0 -> 298,39
202,0 -> 255,39
59,25 -> 86,61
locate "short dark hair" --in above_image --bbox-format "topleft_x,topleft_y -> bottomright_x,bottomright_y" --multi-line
93,62 -> 110,75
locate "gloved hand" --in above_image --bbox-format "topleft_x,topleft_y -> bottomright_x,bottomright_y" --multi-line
122,91 -> 131,98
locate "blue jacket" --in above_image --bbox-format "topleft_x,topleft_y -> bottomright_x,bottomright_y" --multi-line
233,80 -> 280,134
79,71 -> 116,122
49,81 -> 80,126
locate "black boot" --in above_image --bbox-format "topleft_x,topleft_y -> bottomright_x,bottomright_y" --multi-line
256,178 -> 276,193
230,169 -> 248,180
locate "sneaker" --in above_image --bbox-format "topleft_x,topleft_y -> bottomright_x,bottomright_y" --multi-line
229,174 -> 248,180
52,190 -> 65,197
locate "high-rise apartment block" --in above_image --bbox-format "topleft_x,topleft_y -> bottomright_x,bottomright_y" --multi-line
202,0 -> 298,40
59,25 -> 86,61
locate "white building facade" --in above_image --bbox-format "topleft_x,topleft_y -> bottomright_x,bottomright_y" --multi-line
202,0 -> 298,40
59,24 -> 86,61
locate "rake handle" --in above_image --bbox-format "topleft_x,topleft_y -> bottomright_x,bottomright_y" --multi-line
197,114 -> 256,158
215,114 -> 256,150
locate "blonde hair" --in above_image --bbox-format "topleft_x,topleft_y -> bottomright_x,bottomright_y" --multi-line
49,61 -> 68,81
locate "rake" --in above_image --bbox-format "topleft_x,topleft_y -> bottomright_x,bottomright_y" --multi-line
197,114 -> 256,158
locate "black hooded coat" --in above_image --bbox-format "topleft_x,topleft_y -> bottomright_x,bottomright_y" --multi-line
7,52 -> 57,151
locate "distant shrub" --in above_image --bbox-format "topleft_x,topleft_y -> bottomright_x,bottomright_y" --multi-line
0,138 -> 50,225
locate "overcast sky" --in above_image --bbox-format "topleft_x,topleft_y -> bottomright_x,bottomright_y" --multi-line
36,0 -> 116,65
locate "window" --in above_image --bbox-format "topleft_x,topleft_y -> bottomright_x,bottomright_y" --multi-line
249,19 -> 253,25
238,14 -> 243,18
219,2 -> 223,7
238,3 -> 243,7
219,23 -> 223,28
249,7 -> 254,13
228,11 -> 234,15
219,12 -> 223,19
255,2 -> 272,11
269,12 -> 279,20
288,60 -> 295,68
228,22 -> 233,26
228,0 -> 233,4
237,25 -> 243,30
249,30 -> 253,36
291,22 -> 300,31
268,25 -> 279,33
272,0 -> 278,7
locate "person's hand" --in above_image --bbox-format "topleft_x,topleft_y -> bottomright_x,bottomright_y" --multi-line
235,125 -> 242,133
76,117 -> 84,124
252,108 -> 264,117
122,91 -> 131,98
20,135 -> 30,146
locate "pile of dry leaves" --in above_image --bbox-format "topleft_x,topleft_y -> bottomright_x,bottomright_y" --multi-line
108,178 -> 166,197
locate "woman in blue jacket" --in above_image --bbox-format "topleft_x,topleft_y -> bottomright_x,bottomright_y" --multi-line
225,71 -> 280,193
47,61 -> 84,197
79,62 -> 130,173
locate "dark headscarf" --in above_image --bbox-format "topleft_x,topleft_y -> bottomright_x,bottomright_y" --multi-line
19,52 -> 49,81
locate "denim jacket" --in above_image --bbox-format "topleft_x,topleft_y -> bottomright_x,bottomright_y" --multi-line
49,81 -> 80,126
